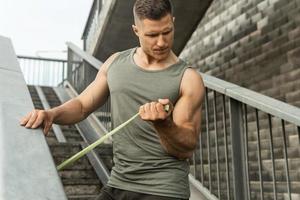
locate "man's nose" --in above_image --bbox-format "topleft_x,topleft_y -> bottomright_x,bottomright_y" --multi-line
156,35 -> 166,47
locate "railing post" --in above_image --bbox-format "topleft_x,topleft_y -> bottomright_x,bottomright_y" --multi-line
229,98 -> 249,200
67,47 -> 73,85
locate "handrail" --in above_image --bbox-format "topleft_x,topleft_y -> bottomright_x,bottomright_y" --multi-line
17,55 -> 67,62
0,35 -> 67,199
66,42 -> 112,130
195,74 -> 300,199
17,55 -> 67,87
67,41 -> 102,69
201,73 -> 300,126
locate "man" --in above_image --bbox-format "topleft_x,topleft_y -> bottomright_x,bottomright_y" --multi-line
20,0 -> 205,199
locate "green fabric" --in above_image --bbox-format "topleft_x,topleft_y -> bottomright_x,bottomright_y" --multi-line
107,48 -> 190,199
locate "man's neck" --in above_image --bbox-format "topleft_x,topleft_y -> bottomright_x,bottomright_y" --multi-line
135,47 -> 178,70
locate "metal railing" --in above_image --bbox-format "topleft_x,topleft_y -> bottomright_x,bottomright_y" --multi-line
81,0 -> 116,53
17,55 -> 67,87
65,42 -> 300,200
190,74 -> 300,200
66,42 -> 112,131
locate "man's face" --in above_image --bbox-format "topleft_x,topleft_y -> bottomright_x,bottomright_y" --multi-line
132,14 -> 174,61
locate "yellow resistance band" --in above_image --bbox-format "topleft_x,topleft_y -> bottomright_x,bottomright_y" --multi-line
57,105 -> 169,170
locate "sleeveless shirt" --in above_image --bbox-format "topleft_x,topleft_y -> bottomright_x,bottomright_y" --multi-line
106,47 -> 190,199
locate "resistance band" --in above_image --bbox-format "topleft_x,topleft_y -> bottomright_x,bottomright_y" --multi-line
57,105 -> 169,170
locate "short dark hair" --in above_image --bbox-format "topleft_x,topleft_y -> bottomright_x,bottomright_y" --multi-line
134,0 -> 173,20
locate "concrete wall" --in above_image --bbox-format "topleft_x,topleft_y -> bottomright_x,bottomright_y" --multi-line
180,0 -> 300,107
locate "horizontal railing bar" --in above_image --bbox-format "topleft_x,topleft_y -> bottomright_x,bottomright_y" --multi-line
17,55 -> 67,62
189,174 -> 219,200
201,73 -> 300,127
66,42 -> 102,69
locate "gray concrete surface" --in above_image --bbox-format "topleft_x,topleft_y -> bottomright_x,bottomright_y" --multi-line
0,35 -> 67,200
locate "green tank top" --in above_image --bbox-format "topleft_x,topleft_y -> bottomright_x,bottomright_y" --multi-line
106,47 -> 190,199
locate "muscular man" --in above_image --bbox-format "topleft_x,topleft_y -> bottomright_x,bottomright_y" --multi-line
20,0 -> 205,199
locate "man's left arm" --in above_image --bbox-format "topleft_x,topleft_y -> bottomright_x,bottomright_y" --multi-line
139,68 -> 205,159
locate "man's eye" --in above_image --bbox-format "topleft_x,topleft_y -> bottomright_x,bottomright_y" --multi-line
147,34 -> 157,37
163,31 -> 171,35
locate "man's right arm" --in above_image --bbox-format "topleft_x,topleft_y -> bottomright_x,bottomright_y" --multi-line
20,53 -> 119,134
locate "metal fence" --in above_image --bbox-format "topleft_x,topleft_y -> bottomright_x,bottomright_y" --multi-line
66,42 -> 111,131
18,55 -> 67,87
190,74 -> 300,200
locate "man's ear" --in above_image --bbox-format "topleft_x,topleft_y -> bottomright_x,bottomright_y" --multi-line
132,24 -> 139,36
173,17 -> 175,23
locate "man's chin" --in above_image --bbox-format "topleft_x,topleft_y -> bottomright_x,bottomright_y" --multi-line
152,51 -> 170,59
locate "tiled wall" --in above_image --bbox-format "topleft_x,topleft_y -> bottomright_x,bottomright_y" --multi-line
180,0 -> 300,107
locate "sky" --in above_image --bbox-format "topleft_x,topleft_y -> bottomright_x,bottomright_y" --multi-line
0,0 -> 93,59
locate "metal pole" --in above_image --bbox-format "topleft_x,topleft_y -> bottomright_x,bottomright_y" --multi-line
229,98 -> 249,200
205,88 -> 212,192
268,114 -> 277,200
223,95 -> 231,200
255,109 -> 264,200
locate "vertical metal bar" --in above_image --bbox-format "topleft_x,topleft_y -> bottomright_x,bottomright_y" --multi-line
51,61 -> 54,86
67,48 -> 72,84
268,114 -> 278,200
37,59 -> 41,85
205,88 -> 212,191
200,104 -> 204,184
298,126 -> 300,144
192,151 -> 197,178
255,109 -> 264,200
62,62 -> 65,85
29,59 -> 33,84
213,91 -> 220,198
229,98 -> 249,200
222,95 -> 230,200
244,104 -> 251,200
281,120 -> 291,200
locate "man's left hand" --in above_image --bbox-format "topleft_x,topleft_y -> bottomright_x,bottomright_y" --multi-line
139,99 -> 173,122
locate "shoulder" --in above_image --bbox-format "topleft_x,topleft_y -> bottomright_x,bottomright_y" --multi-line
102,48 -> 136,73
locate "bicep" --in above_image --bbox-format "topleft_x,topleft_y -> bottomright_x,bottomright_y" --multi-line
172,69 -> 205,133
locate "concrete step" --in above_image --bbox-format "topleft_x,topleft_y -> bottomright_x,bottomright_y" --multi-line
59,169 -> 100,179
62,178 -> 100,186
63,184 -> 101,196
68,195 -> 98,200
28,85 -> 103,198
46,130 -> 82,142
49,142 -> 83,156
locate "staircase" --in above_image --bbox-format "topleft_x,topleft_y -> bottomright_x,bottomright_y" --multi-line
27,85 -> 113,200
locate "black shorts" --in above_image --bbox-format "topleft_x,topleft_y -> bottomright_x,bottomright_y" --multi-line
94,186 -> 188,200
